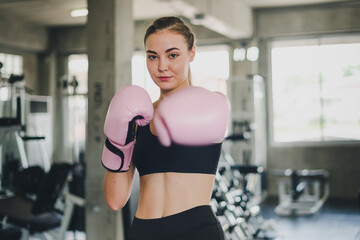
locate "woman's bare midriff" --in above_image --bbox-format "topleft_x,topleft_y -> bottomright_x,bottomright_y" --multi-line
135,172 -> 215,219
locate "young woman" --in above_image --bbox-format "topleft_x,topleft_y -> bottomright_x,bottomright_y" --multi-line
102,16 -> 229,240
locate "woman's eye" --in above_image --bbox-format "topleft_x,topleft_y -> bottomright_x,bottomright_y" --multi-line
169,53 -> 178,58
147,55 -> 157,60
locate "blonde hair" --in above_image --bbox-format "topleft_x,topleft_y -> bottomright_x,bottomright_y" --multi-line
144,16 -> 196,85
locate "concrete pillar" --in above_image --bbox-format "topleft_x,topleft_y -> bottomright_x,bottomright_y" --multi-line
86,0 -> 133,239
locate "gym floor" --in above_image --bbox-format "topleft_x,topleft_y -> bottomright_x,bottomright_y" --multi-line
260,197 -> 360,240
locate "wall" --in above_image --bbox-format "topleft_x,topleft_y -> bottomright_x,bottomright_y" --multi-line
49,26 -> 87,54
0,12 -> 48,96
255,2 -> 360,199
0,12 -> 47,52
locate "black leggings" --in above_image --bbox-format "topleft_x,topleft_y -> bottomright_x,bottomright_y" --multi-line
128,205 -> 225,240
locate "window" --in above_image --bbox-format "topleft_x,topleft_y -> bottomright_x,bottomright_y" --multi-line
269,36 -> 360,145
132,45 -> 229,102
0,53 -> 23,78
0,53 -> 24,112
132,52 -> 159,102
68,54 -> 88,94
191,45 -> 229,95
67,54 -> 88,162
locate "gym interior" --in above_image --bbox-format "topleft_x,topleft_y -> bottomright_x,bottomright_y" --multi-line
0,0 -> 360,239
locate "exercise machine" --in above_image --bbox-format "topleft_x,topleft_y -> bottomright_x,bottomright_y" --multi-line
0,64 -> 86,239
273,169 -> 329,216
0,73 -> 27,198
0,163 -> 86,240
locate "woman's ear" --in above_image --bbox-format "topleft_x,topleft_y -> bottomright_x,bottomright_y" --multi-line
189,46 -> 196,62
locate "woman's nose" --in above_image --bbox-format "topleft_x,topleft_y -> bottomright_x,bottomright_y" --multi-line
158,59 -> 168,72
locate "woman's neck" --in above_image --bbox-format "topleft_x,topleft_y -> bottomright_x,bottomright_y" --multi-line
157,81 -> 190,104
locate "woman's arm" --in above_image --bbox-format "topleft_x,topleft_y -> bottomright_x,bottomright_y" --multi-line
102,85 -> 153,210
104,162 -> 136,210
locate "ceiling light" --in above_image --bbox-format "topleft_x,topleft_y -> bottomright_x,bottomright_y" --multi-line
71,8 -> 88,18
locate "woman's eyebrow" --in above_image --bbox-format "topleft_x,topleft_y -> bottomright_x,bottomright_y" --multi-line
166,47 -> 180,53
146,47 -> 180,55
146,50 -> 157,54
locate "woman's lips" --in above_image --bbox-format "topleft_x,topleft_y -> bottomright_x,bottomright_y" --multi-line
158,76 -> 171,81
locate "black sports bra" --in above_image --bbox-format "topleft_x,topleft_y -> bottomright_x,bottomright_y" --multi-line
132,125 -> 222,176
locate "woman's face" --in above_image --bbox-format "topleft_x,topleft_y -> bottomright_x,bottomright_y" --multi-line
145,30 -> 195,93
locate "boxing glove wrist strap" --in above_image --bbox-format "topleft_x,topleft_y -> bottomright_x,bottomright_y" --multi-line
102,138 -> 134,172
104,138 -> 125,169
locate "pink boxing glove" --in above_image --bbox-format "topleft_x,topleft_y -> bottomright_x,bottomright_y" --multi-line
102,85 -> 153,172
153,86 -> 230,147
